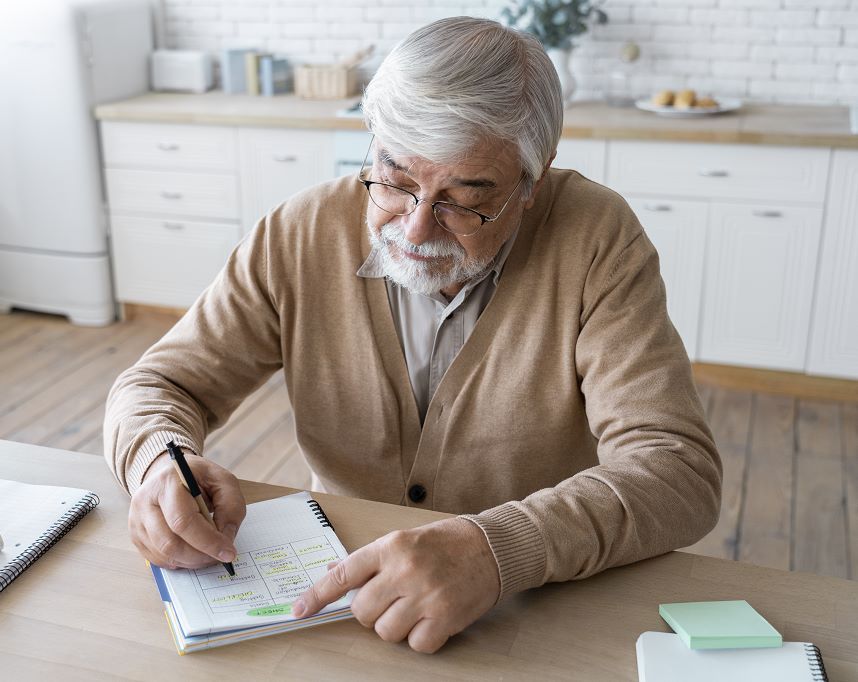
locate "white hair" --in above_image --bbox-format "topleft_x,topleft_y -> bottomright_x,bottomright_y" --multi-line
362,16 -> 563,197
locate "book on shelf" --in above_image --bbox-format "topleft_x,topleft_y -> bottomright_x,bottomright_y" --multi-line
220,47 -> 255,94
244,51 -> 272,96
260,56 -> 292,96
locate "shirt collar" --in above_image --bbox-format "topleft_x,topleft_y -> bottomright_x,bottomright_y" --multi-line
356,227 -> 520,288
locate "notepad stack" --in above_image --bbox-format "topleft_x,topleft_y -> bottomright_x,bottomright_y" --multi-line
150,491 -> 355,654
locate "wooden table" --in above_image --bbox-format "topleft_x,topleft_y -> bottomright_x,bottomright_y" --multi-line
1,440 -> 856,681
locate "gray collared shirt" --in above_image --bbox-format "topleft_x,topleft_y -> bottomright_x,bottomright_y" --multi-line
357,231 -> 518,424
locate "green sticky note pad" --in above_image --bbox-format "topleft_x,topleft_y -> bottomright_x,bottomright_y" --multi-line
658,600 -> 783,650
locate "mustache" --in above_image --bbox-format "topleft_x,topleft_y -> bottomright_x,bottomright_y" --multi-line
378,223 -> 465,260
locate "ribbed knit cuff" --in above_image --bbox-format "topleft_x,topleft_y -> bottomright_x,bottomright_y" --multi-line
460,503 -> 547,602
126,430 -> 200,495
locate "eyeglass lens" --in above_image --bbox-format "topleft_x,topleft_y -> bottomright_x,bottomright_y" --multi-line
367,184 -> 482,236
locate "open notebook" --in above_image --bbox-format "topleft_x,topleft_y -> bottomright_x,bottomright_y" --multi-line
0,479 -> 99,592
151,491 -> 356,654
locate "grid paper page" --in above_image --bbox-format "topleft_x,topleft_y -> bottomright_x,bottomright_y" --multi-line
161,491 -> 354,636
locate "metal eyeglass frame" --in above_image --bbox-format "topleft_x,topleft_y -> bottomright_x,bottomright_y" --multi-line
357,138 -> 525,238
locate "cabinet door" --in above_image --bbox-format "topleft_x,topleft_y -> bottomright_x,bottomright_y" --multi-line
626,197 -> 707,360
105,169 -> 239,220
239,128 -> 335,233
553,139 -> 606,184
807,150 -> 858,379
101,122 -> 238,172
110,215 -> 241,308
699,202 -> 823,371
607,141 -> 829,204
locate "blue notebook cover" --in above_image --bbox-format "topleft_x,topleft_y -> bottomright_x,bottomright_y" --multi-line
260,56 -> 291,96
221,48 -> 255,93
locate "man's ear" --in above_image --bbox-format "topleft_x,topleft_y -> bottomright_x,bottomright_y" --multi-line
523,152 -> 556,210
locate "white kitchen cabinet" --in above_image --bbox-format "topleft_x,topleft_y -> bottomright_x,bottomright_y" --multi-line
607,140 -> 830,374
626,197 -> 708,360
239,128 -> 335,233
105,168 -> 240,220
807,149 -> 858,379
101,120 -> 243,309
607,141 -> 829,204
553,139 -> 606,184
101,122 -> 238,171
334,130 -> 373,177
699,202 -> 823,372
110,215 -> 241,308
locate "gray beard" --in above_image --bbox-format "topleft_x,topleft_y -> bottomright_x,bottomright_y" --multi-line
367,219 -> 493,296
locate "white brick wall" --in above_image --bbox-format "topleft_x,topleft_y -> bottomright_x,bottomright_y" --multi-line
161,0 -> 858,105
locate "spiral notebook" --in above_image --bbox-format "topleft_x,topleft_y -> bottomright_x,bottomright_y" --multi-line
637,632 -> 829,681
151,491 -> 356,654
0,479 -> 100,592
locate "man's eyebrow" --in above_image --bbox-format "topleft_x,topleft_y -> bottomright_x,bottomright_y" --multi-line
377,148 -> 498,191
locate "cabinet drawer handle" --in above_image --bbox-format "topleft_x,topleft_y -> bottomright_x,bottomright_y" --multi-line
272,154 -> 297,163
698,169 -> 729,177
160,191 -> 183,200
157,142 -> 180,151
163,221 -> 185,230
752,210 -> 783,218
643,203 -> 672,212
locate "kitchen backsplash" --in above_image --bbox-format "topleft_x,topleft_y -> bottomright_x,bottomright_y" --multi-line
161,0 -> 858,105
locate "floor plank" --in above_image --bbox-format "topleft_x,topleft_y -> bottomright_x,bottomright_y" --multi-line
0,321 -> 76,375
793,400 -> 849,578
231,413 -> 298,483
682,388 -> 752,560
0,320 -> 150,417
0,321 -> 167,440
737,393 -> 794,571
843,402 -> 858,580
204,381 -> 294,470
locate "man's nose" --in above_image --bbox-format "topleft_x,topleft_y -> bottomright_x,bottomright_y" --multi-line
401,201 -> 443,246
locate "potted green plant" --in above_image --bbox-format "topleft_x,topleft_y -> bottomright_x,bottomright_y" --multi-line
501,0 -> 608,103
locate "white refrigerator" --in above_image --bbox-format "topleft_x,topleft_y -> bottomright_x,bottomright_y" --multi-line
0,0 -> 153,325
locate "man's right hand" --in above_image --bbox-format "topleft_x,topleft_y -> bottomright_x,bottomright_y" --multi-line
128,452 -> 246,569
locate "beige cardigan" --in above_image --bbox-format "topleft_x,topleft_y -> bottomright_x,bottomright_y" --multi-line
104,169 -> 722,599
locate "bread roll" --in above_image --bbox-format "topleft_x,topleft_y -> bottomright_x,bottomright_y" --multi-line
674,89 -> 696,109
652,90 -> 674,106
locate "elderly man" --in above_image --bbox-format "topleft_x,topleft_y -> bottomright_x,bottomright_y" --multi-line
105,17 -> 721,654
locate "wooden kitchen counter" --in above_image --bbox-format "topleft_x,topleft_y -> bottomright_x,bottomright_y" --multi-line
94,91 -> 858,148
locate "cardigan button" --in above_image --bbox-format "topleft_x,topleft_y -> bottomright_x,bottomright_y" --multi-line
408,484 -> 427,503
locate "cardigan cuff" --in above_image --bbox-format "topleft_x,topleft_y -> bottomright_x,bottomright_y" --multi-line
460,502 -> 547,601
126,430 -> 200,495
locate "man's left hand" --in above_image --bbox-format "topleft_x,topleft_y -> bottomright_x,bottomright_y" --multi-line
292,517 -> 500,653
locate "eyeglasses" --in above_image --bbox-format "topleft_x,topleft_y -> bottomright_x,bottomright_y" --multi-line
357,139 -> 524,237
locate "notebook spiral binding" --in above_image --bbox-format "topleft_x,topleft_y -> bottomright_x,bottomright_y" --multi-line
306,499 -> 334,530
0,492 -> 100,592
804,643 -> 829,682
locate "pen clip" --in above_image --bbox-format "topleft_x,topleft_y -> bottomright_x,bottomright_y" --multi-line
166,440 -> 203,498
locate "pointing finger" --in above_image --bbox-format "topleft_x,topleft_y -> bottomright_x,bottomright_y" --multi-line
293,544 -> 379,618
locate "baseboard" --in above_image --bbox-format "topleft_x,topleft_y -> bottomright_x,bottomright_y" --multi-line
120,302 -> 185,321
692,362 -> 858,403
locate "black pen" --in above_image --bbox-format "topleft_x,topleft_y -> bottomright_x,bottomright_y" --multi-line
165,440 -> 236,576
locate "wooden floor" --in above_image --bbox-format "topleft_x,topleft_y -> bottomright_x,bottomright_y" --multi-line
1,309 -> 856,581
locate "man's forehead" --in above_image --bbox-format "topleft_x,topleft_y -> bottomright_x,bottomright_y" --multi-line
374,140 -> 518,189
